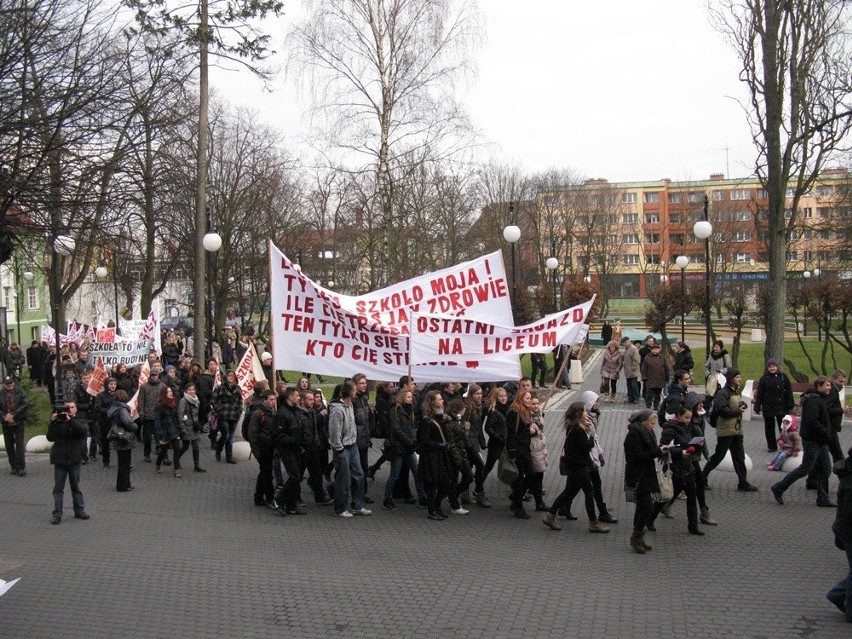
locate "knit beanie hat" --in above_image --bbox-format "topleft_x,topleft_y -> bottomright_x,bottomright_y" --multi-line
766,358 -> 779,367
629,409 -> 655,425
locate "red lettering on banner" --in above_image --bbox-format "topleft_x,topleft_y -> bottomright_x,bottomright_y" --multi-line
280,314 -> 315,332
382,351 -> 407,365
482,331 -> 557,353
429,268 -> 481,295
437,337 -> 463,355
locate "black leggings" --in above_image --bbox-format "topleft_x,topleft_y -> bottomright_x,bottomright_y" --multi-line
482,440 -> 503,483
568,468 -> 606,513
632,490 -> 655,532
549,465 -> 596,521
156,439 -> 182,469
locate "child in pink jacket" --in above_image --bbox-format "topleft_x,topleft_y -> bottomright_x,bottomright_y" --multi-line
766,415 -> 802,471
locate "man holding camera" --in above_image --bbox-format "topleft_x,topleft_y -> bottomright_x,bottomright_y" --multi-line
1,376 -> 29,476
47,402 -> 90,525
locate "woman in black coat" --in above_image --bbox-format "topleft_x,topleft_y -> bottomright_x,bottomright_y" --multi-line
542,402 -> 610,533
505,389 -> 535,519
417,391 -> 455,520
753,358 -> 795,451
623,409 -> 666,554
481,386 -> 508,485
656,404 -> 704,536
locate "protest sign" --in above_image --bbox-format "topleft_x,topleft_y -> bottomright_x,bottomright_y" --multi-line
269,242 -> 517,381
88,338 -> 152,367
86,357 -> 109,396
409,299 -> 595,380
97,327 -> 116,343
234,342 -> 266,401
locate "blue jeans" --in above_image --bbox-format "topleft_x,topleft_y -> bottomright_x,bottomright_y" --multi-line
772,439 -> 831,503
216,419 -> 236,461
384,453 -> 425,502
827,543 -> 852,622
333,445 -> 365,514
626,378 -> 640,403
53,464 -> 85,518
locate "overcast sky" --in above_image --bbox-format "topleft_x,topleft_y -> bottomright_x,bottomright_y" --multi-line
211,1 -> 758,183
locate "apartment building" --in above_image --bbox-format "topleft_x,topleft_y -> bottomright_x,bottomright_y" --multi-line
536,170 -> 851,299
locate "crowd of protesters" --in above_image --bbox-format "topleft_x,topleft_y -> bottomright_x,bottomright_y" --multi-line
2,324 -> 850,623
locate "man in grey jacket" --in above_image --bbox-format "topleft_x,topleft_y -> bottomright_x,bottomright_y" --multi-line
138,367 -> 164,463
621,337 -> 641,404
328,381 -> 370,518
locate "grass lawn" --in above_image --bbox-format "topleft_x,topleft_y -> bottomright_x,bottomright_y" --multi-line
690,340 -> 851,384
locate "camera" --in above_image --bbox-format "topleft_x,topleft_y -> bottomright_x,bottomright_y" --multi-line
53,402 -> 71,421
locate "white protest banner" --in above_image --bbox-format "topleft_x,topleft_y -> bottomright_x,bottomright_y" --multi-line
88,338 -> 153,367
87,357 -> 109,396
67,321 -> 97,344
269,242 -> 516,382
409,299 -> 595,380
234,342 -> 266,402
120,319 -> 147,339
127,361 -> 150,419
138,299 -> 162,355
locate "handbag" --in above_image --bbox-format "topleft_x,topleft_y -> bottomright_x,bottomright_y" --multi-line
599,377 -> 608,394
107,424 -> 134,444
624,485 -> 637,503
497,450 -> 519,485
652,455 -> 674,503
558,454 -> 568,476
205,412 -> 217,434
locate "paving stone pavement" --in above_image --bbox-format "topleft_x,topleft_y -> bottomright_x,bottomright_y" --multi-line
1,355 -> 850,638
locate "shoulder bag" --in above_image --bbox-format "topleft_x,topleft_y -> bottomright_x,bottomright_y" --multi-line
651,454 -> 674,503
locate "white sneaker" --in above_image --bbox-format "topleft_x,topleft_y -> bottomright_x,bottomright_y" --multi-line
338,510 -> 354,518
451,507 -> 469,515
350,508 -> 372,516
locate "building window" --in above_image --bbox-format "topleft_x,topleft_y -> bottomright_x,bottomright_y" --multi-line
622,192 -> 637,204
622,213 -> 639,224
692,254 -> 705,264
785,188 -> 796,197
609,256 -> 618,266
608,234 -> 618,244
734,253 -> 752,263
732,210 -> 751,221
624,234 -> 639,245
803,230 -> 813,240
669,213 -> 683,224
623,254 -> 639,265
644,192 -> 660,203
688,192 -> 704,203
608,214 -> 617,225
784,208 -> 793,219
733,231 -> 751,242
803,250 -> 812,262
802,207 -> 812,218
27,287 -> 38,310
668,193 -> 683,204
817,207 -> 831,218
757,189 -> 768,199
816,185 -> 833,197
715,254 -> 726,264
646,254 -> 661,265
669,233 -> 685,245
758,230 -> 770,241
712,190 -> 725,201
645,213 -> 659,224
758,252 -> 769,262
731,189 -> 749,200
787,250 -> 798,262
645,233 -> 660,244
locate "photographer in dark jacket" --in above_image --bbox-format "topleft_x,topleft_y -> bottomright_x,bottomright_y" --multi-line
772,376 -> 835,507
47,402 -> 90,524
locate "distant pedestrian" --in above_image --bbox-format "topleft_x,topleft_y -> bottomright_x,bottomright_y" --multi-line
1,376 -> 29,476
753,358 -> 794,451
600,320 -> 613,345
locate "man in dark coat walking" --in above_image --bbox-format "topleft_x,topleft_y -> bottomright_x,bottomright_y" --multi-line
47,402 -> 90,524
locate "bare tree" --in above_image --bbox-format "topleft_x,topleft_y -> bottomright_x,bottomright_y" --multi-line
288,0 -> 482,283
712,0 -> 852,361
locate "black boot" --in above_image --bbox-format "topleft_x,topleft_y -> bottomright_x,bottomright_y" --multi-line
599,504 -> 619,524
192,448 -> 206,472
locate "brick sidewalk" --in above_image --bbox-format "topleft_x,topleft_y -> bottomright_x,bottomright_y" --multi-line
0,354 -> 849,638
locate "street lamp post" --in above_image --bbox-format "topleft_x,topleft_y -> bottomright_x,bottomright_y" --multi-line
503,202 -> 521,314
676,254 -> 689,342
14,267 -> 33,345
546,255 -> 558,312
52,234 -> 76,404
203,219 -> 222,363
693,195 -> 714,365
